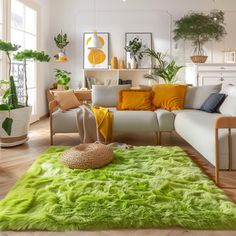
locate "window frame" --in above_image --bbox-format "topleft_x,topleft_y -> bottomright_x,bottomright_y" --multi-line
1,0 -> 40,122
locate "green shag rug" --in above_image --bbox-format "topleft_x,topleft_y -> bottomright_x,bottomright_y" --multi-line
1,146 -> 236,231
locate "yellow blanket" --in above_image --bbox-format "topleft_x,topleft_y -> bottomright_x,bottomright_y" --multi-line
91,106 -> 113,143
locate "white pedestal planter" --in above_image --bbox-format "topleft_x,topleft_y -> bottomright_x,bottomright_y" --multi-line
0,106 -> 32,147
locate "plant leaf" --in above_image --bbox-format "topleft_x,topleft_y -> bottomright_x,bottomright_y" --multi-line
0,104 -> 10,110
2,117 -> 13,136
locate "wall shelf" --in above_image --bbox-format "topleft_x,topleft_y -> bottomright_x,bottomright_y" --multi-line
83,68 -> 152,88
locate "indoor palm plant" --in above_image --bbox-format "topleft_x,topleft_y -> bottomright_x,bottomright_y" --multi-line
54,69 -> 71,90
0,40 -> 50,147
124,37 -> 143,69
143,48 -> 183,84
173,11 -> 226,63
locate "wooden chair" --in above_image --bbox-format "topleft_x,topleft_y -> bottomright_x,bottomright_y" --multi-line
215,116 -> 236,186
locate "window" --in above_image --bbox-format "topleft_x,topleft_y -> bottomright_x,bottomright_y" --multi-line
11,0 -> 38,122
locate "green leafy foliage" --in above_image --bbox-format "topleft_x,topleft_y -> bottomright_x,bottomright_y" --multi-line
143,48 -> 183,84
0,40 -> 21,53
54,31 -> 69,51
2,117 -> 13,136
8,76 -> 18,109
14,50 -> 51,62
54,69 -> 71,90
174,11 -> 226,54
124,37 -> 144,62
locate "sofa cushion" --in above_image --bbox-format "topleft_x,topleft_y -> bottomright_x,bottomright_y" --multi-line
155,109 -> 175,131
174,110 -> 236,169
200,93 -> 226,113
52,108 -> 80,133
92,85 -> 131,107
219,85 -> 236,115
152,84 -> 188,111
184,84 -> 222,109
54,90 -> 80,111
112,110 -> 159,133
117,89 -> 154,111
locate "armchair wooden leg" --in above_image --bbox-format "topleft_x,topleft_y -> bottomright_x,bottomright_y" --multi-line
50,116 -> 54,146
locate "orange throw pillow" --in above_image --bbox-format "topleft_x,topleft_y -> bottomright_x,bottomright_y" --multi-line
152,84 -> 188,110
117,89 -> 154,111
54,90 -> 80,111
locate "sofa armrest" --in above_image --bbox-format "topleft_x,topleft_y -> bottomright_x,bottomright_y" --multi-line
49,100 -> 59,114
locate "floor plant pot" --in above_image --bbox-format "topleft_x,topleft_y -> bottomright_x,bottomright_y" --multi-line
0,106 -> 32,147
191,55 -> 208,63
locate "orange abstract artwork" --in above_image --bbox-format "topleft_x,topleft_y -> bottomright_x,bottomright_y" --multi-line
83,33 -> 109,69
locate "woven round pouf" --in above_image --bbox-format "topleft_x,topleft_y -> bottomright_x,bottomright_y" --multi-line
60,143 -> 114,169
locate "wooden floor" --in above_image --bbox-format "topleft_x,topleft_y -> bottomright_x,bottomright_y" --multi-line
1,118 -> 236,236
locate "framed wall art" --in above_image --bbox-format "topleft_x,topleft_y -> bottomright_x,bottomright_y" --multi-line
83,32 -> 109,69
125,32 -> 152,69
224,50 -> 236,63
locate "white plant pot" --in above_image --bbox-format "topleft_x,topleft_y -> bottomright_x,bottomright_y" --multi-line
130,58 -> 137,69
0,106 -> 32,147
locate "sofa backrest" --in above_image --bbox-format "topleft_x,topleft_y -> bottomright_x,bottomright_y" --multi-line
92,84 -> 131,107
219,84 -> 236,115
184,84 -> 222,109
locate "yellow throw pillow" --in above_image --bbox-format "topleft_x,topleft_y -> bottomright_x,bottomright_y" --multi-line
152,84 -> 188,110
54,90 -> 80,111
117,89 -> 154,111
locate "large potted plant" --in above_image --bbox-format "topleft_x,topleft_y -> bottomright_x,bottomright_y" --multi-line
0,41 -> 50,147
144,48 -> 183,84
173,11 -> 226,63
124,37 -> 143,69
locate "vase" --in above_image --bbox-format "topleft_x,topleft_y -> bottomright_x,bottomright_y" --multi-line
130,58 -> 137,69
191,45 -> 208,63
111,57 -> 118,69
119,60 -> 126,69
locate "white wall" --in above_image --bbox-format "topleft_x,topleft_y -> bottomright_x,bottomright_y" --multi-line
48,0 -> 236,88
32,0 -> 51,117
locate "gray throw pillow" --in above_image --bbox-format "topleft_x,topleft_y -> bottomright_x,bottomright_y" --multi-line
92,84 -> 131,107
184,84 -> 222,109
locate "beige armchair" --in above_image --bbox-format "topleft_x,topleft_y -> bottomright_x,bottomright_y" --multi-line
48,90 -> 92,145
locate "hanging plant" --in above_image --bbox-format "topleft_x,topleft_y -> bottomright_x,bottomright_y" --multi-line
54,30 -> 69,62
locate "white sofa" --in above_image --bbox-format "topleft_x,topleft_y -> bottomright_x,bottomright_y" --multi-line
50,84 -> 236,170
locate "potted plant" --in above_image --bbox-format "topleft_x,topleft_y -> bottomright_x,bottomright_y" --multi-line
143,48 -> 183,84
0,41 -> 50,147
54,69 -> 71,90
54,30 -> 69,62
124,37 -> 143,69
173,11 -> 226,63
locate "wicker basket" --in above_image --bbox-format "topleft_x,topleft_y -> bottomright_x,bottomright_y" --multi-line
60,143 -> 114,169
191,55 -> 208,63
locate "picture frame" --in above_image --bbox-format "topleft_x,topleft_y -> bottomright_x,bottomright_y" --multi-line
224,51 -> 236,64
125,32 -> 152,69
83,32 -> 109,69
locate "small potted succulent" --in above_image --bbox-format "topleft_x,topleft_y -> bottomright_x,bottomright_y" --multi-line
54,30 -> 69,62
174,11 -> 226,63
124,37 -> 143,69
54,69 -> 71,90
